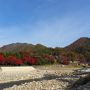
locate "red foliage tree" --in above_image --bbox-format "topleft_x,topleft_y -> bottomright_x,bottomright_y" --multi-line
0,53 -> 5,65
23,56 -> 37,65
60,53 -> 69,65
43,54 -> 55,63
6,55 -> 23,65
14,59 -> 23,65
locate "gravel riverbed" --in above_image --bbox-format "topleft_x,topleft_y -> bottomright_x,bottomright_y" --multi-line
0,66 -> 88,90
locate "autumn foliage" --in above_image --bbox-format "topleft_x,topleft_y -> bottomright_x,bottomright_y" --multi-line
0,37 -> 90,66
0,50 -> 89,66
0,53 -> 5,65
23,56 -> 37,65
6,56 -> 23,65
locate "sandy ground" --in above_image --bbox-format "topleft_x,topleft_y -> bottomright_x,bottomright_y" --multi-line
0,65 -> 81,90
1,66 -> 36,72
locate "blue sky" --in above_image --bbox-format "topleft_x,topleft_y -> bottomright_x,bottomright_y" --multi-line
0,0 -> 90,47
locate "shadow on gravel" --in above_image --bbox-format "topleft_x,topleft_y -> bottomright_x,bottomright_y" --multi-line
0,78 -> 43,90
43,74 -> 80,90
0,73 -> 80,90
67,74 -> 90,90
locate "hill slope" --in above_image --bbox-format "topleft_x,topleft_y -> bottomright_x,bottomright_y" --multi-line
0,37 -> 89,65
66,37 -> 90,51
0,43 -> 47,52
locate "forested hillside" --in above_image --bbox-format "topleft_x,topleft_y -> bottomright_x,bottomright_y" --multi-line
0,37 -> 90,66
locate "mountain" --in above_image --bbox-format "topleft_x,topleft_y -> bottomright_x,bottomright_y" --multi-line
65,37 -> 90,51
0,37 -> 89,65
0,43 -> 47,52
0,37 -> 90,54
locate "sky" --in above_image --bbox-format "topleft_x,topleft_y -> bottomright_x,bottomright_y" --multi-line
0,0 -> 90,47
